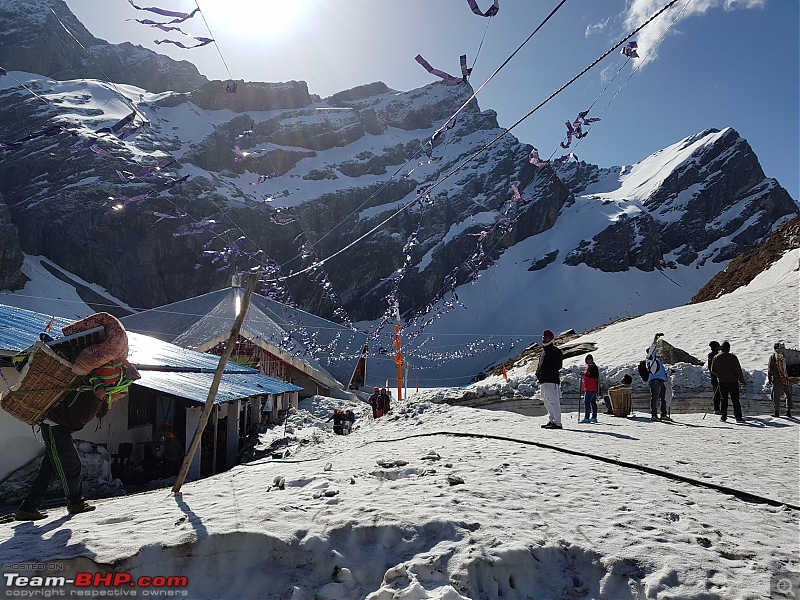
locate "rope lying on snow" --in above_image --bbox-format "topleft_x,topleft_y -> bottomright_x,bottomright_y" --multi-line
367,430 -> 800,511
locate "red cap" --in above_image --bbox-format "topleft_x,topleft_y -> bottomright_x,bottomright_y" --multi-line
542,330 -> 555,343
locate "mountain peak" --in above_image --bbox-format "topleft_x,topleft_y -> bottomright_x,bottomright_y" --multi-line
0,0 -> 206,92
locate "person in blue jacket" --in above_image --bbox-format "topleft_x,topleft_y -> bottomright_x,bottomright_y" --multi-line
646,333 -> 670,422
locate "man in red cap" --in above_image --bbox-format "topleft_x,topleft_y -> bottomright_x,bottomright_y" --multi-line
536,329 -> 563,429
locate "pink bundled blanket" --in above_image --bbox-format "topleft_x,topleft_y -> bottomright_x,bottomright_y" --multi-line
62,312 -> 129,375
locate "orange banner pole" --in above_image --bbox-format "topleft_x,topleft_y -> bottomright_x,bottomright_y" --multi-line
392,324 -> 403,403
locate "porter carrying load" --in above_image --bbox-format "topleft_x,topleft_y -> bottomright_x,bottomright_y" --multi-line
1,312 -> 138,426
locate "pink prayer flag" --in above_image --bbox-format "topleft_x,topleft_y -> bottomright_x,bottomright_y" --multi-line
466,0 -> 499,17
415,54 -> 466,85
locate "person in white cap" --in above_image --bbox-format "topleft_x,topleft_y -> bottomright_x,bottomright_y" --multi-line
536,329 -> 563,429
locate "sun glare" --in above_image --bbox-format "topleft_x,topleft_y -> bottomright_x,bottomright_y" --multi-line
203,0 -> 311,40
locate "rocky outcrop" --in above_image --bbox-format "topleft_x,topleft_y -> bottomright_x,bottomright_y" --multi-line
646,129 -> 795,265
157,80 -> 313,112
691,215 -> 800,303
86,43 -> 207,94
0,0 -> 96,82
326,82 -> 392,106
564,213 -> 666,272
376,83 -> 478,130
8,176 -> 231,307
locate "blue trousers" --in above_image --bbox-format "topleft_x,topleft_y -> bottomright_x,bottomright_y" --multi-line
584,391 -> 598,419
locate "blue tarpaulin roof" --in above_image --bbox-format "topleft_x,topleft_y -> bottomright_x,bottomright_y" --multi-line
0,304 -> 301,404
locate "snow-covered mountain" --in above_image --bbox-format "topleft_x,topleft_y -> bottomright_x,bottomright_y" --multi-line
0,0 -> 797,386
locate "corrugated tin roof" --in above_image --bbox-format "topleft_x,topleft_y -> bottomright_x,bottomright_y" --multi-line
128,330 -> 233,372
121,287 -> 367,388
0,306 -> 73,354
0,304 -> 301,404
175,295 -> 287,352
137,371 -> 300,405
248,293 -> 367,387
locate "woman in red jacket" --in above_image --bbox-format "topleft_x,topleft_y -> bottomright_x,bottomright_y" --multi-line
581,354 -> 600,424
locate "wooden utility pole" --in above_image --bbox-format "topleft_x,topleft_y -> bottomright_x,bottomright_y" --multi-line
172,273 -> 259,493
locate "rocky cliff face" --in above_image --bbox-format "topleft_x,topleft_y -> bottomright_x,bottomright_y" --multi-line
556,129 -> 797,273
0,1 -> 797,329
0,0 -> 206,92
157,80 -> 313,112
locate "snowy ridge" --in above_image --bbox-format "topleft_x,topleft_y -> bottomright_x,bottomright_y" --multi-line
589,129 -> 733,204
0,70 -> 796,386
0,255 -> 133,319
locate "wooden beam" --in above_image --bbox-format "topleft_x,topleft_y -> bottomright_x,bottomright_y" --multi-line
172,274 -> 259,493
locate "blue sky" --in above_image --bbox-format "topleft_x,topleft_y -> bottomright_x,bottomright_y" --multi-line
63,0 -> 799,200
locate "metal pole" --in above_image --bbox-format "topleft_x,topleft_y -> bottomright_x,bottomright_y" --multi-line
173,273 -> 259,493
404,360 -> 408,401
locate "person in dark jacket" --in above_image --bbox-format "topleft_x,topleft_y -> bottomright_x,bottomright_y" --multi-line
710,341 -> 746,423
327,409 -> 347,435
645,333 -> 669,421
15,388 -> 113,520
535,329 -> 563,429
367,386 -> 380,419
708,341 -> 722,414
163,433 -> 184,476
376,388 -> 391,418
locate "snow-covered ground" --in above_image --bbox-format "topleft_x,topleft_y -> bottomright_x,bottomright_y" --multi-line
0,392 -> 796,599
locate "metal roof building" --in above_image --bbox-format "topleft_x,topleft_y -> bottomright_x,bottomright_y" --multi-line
0,304 -> 301,404
120,284 -> 367,393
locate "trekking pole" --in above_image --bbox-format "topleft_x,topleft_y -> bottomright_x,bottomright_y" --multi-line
704,382 -> 720,419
